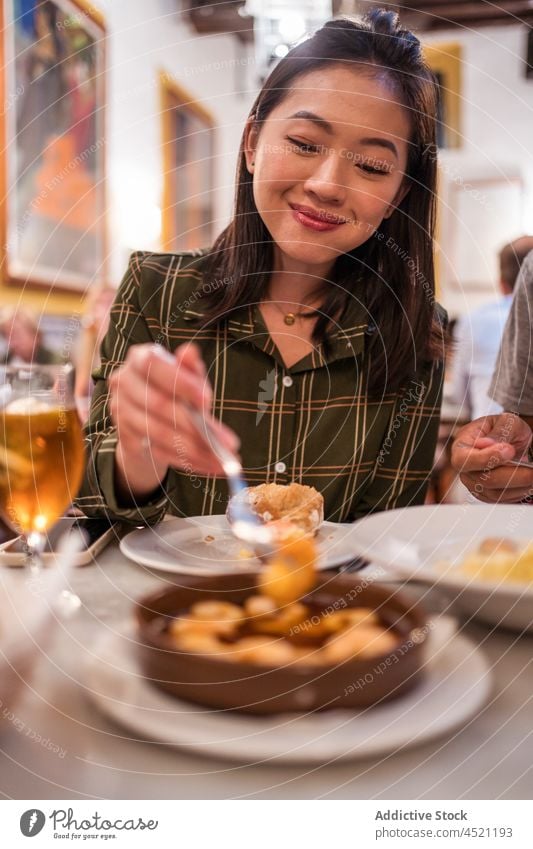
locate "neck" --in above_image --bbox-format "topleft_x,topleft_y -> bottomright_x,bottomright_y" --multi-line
267,251 -> 333,307
267,279 -> 325,311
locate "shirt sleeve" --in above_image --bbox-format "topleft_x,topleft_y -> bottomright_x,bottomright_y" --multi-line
351,356 -> 444,520
489,251 -> 533,415
75,252 -> 169,524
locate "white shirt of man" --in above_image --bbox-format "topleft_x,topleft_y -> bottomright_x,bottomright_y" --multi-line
450,294 -> 513,420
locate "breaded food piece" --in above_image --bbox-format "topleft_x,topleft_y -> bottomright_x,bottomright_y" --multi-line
244,482 -> 324,535
219,635 -> 299,665
257,532 -> 317,606
250,602 -> 309,636
322,624 -> 399,663
169,601 -> 244,639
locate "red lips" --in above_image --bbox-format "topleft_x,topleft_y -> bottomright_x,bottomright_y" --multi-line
289,203 -> 347,232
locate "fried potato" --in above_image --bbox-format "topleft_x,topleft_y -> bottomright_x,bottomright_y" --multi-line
250,602 -> 309,636
322,625 -> 398,663
243,595 -> 278,619
257,533 -> 316,606
323,608 -> 379,633
218,635 -> 299,665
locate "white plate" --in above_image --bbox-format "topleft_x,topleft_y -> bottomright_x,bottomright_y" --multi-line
84,619 -> 491,765
348,504 -> 533,632
120,515 -> 361,576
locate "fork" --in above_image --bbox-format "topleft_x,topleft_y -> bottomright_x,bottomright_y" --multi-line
188,408 -> 275,559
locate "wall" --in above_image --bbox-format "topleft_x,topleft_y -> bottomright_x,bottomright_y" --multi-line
3,8 -> 532,321
105,0 -> 256,283
0,0 -> 256,317
422,24 -> 533,315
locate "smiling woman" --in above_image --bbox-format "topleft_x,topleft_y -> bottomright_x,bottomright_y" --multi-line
198,13 -> 443,390
78,10 -> 447,526
244,67 -> 411,309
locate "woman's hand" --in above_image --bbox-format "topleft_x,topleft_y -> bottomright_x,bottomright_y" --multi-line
451,412 -> 533,503
109,342 -> 240,502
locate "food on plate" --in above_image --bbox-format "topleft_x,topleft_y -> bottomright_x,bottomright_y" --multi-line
228,482 -> 324,537
137,566 -> 429,713
322,624 -> 399,663
168,600 -> 244,638
477,537 -> 518,556
243,594 -> 277,618
455,538 -> 533,584
257,530 -> 316,605
167,531 -> 401,667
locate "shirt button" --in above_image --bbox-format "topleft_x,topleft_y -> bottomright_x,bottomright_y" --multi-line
282,375 -> 293,387
275,461 -> 286,473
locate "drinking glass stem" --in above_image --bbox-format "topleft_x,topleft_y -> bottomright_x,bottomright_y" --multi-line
26,531 -> 46,576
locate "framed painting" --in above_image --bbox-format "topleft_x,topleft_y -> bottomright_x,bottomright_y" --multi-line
0,0 -> 106,292
160,71 -> 215,252
439,175 -> 524,315
423,41 -> 462,149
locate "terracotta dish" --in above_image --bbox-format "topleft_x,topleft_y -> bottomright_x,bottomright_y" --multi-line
135,572 -> 428,715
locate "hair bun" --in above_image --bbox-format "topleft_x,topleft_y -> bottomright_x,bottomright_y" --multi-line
365,6 -> 421,61
366,7 -> 401,35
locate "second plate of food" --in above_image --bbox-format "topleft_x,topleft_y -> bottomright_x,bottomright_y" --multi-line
347,504 -> 533,632
120,515 -> 361,575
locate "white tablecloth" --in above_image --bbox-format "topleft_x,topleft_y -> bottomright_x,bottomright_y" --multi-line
0,542 -> 531,800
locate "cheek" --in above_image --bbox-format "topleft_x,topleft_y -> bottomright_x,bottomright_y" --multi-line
354,183 -> 401,220
256,152 -> 300,190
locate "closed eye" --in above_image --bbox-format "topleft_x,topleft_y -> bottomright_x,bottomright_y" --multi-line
286,136 -> 321,154
358,163 -> 390,175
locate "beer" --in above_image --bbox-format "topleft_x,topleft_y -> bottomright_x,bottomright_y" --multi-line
0,405 -> 84,535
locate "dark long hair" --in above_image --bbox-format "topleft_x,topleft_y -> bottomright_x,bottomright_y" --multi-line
197,9 -> 443,394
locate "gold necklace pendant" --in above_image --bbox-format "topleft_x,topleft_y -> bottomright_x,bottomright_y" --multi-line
284,313 -> 296,326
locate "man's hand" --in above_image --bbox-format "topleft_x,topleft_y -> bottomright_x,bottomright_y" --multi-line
451,412 -> 533,503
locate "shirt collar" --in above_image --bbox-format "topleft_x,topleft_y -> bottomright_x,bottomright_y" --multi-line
182,288 -> 370,371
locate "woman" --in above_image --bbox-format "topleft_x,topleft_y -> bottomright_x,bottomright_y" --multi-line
78,10 -> 446,526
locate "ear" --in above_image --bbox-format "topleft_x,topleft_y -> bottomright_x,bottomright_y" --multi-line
382,179 -> 411,220
243,114 -> 259,174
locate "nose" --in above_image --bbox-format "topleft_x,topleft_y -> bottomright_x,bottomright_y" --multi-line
303,153 -> 346,205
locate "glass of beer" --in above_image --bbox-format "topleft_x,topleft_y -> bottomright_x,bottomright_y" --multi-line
0,364 -> 85,574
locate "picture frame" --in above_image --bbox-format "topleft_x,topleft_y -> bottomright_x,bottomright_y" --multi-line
423,41 -> 462,149
0,0 -> 107,292
160,70 -> 215,253
439,174 -> 524,314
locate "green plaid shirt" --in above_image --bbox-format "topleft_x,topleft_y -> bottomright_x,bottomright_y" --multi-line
77,250 -> 444,525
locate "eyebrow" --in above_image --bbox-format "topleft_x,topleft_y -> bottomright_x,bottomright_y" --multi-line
287,111 -> 399,159
359,137 -> 399,159
288,110 -> 335,134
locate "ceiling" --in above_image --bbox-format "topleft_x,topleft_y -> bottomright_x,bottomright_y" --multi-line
182,1 -> 533,42
183,1 -> 254,42
346,1 -> 533,30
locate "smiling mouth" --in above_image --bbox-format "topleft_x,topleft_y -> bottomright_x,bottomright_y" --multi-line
289,203 -> 347,225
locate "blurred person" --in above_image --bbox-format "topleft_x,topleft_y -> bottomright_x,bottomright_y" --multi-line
452,248 -> 533,502
77,11 -> 447,526
75,286 -> 115,422
449,236 -> 533,420
0,306 -> 58,366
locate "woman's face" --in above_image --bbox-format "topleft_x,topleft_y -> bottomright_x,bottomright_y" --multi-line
245,65 -> 411,279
